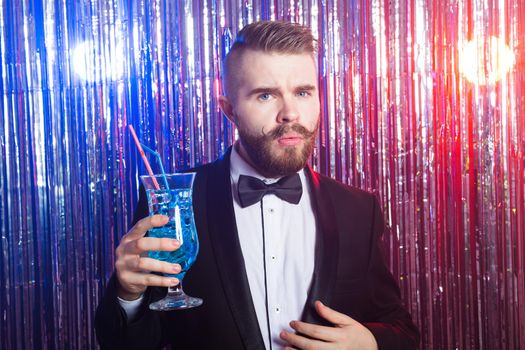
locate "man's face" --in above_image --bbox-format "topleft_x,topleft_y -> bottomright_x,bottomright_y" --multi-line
220,50 -> 320,177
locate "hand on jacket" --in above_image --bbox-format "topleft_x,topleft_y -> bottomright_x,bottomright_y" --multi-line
115,214 -> 182,300
280,301 -> 378,350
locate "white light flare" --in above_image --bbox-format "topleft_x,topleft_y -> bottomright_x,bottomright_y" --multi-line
71,40 -> 125,82
459,36 -> 515,85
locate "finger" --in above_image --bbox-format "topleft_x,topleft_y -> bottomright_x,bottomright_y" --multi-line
123,215 -> 169,242
126,256 -> 182,275
315,301 -> 355,326
123,236 -> 180,255
289,320 -> 340,342
123,271 -> 180,288
280,331 -> 331,350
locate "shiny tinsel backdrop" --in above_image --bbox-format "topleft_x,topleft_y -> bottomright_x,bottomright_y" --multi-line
1,0 -> 524,349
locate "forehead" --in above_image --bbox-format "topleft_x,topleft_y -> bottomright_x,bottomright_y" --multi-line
234,50 -> 318,88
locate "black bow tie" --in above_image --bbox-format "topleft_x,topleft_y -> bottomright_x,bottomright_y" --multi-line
237,173 -> 303,208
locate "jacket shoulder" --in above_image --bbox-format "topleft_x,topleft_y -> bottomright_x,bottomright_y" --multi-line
315,172 -> 378,204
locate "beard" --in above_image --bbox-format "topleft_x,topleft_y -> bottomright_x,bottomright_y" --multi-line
237,121 -> 318,178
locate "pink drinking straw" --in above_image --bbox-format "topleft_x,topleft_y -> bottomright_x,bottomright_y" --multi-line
128,125 -> 161,190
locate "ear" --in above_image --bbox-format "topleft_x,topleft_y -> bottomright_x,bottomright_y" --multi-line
218,95 -> 236,124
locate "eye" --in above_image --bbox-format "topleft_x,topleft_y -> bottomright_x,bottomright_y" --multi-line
258,93 -> 272,101
297,90 -> 311,97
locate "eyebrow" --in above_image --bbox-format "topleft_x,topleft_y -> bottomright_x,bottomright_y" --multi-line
247,87 -> 281,97
247,84 -> 317,97
294,84 -> 317,92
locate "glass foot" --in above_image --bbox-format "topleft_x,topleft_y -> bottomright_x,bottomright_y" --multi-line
149,294 -> 203,311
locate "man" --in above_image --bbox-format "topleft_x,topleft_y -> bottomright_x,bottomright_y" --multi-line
95,21 -> 419,349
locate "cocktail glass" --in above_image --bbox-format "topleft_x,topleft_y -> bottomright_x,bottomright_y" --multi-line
140,172 -> 202,311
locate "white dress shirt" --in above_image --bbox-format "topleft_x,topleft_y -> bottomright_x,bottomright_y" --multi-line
230,146 -> 316,349
119,145 -> 317,350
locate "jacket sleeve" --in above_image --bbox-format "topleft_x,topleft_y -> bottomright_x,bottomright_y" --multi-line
94,185 -> 169,350
362,196 -> 420,350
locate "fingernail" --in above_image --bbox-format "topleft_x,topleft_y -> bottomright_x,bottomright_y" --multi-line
172,264 -> 181,273
289,321 -> 296,328
170,278 -> 179,286
172,240 -> 180,247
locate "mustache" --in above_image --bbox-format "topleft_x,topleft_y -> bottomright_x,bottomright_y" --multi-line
264,123 -> 316,139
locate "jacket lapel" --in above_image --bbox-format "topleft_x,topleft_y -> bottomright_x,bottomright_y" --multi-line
301,166 -> 339,324
204,148 -> 266,350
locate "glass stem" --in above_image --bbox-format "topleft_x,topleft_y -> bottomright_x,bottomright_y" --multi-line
167,281 -> 183,296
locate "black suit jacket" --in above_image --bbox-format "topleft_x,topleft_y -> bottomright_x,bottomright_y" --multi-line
95,149 -> 420,349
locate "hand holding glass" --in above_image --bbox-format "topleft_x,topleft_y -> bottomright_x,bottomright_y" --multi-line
141,173 -> 202,311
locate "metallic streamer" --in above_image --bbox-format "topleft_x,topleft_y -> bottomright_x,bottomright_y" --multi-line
0,0 -> 524,348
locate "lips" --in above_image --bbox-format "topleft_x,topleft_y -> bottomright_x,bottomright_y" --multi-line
277,133 -> 304,146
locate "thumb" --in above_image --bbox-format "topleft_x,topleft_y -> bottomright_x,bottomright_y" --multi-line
315,300 -> 357,327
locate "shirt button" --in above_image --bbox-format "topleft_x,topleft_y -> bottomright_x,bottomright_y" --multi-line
275,307 -> 281,313
268,208 -> 274,213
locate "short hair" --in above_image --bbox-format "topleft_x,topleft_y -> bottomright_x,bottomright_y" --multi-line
222,21 -> 317,98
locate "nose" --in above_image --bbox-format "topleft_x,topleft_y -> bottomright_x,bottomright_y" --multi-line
276,97 -> 300,124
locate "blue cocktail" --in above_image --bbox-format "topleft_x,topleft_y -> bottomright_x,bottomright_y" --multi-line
141,173 -> 202,310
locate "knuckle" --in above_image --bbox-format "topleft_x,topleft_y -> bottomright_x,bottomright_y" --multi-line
310,328 -> 321,338
142,216 -> 155,227
162,278 -> 172,287
137,258 -> 148,270
134,238 -> 145,251
166,262 -> 177,272
132,221 -> 146,234
149,216 -> 160,226
160,238 -> 173,248
144,275 -> 154,285
115,259 -> 124,271
136,217 -> 147,228
166,278 -> 178,287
